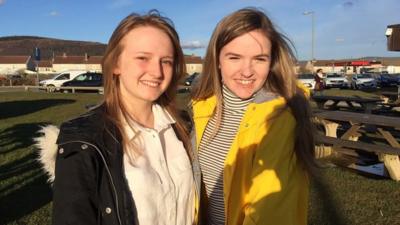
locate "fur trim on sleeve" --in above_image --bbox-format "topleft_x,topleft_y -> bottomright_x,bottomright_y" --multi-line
34,125 -> 60,183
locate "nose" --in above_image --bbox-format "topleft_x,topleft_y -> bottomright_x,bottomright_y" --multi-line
240,60 -> 254,78
149,59 -> 163,78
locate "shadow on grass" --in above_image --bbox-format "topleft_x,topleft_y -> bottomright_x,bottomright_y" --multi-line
0,99 -> 75,120
0,121 -> 52,223
309,174 -> 350,225
0,151 -> 39,181
0,173 -> 52,224
0,122 -> 47,154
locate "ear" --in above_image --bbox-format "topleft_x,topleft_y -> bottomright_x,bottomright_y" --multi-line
113,67 -> 121,76
113,57 -> 121,75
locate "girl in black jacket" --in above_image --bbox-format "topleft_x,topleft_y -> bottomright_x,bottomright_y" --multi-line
36,10 -> 200,225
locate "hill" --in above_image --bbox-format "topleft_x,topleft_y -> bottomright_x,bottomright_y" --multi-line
0,36 -> 107,60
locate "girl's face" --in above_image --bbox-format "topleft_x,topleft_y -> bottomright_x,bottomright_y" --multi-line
114,26 -> 174,106
219,29 -> 272,99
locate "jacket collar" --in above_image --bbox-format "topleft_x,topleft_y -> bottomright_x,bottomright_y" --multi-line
193,87 -> 281,118
253,86 -> 281,103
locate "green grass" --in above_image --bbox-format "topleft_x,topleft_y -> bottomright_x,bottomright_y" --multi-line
1,90 -> 400,224
318,88 -> 380,98
0,92 -> 102,225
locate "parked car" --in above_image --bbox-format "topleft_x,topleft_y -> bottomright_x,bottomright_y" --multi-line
184,72 -> 200,86
375,73 -> 399,87
350,73 -> 377,89
7,74 -> 23,80
61,72 -> 103,93
39,70 -> 87,92
323,73 -> 349,89
297,73 -> 316,90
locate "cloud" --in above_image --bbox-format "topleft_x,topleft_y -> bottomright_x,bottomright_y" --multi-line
0,0 -> 5,5
109,0 -> 133,9
342,1 -> 354,8
49,11 -> 59,16
181,41 -> 206,50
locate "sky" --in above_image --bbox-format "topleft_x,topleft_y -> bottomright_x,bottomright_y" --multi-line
0,0 -> 399,60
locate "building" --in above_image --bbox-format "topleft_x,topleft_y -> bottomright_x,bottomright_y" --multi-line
382,58 -> 400,73
37,60 -> 53,73
0,56 -> 35,75
386,24 -> 400,51
298,58 -> 400,74
52,54 -> 102,72
185,54 -> 203,75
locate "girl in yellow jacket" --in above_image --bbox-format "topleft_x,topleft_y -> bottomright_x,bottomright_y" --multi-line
191,8 -> 317,225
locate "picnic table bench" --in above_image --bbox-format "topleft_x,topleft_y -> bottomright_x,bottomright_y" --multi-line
380,91 -> 399,100
314,110 -> 400,181
377,91 -> 400,111
312,95 -> 382,113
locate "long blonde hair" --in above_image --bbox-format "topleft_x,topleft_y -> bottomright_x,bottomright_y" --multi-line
193,8 -> 317,175
102,10 -> 190,161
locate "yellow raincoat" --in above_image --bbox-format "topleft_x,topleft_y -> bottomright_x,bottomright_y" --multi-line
192,90 -> 308,225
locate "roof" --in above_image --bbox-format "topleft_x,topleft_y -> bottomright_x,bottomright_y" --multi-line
184,55 -> 203,64
314,60 -> 338,67
388,24 -> 400,29
53,55 -> 103,64
38,60 -> 53,67
85,56 -> 102,64
0,56 -> 30,64
381,57 -> 400,66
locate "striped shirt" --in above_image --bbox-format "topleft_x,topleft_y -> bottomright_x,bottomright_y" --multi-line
198,85 -> 254,225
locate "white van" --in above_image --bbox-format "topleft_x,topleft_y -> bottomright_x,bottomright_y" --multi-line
39,70 -> 88,92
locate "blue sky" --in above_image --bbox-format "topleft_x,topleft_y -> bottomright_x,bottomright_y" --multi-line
0,0 -> 399,60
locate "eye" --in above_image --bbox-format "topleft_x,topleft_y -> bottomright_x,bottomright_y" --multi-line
255,57 -> 269,62
136,56 -> 148,61
161,59 -> 173,66
228,56 -> 240,60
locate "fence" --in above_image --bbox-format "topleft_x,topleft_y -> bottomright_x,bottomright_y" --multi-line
0,86 -> 104,94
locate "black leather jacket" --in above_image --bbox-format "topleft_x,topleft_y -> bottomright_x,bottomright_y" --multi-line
53,105 -> 137,225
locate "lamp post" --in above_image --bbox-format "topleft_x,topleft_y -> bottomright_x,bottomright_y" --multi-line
303,11 -> 315,73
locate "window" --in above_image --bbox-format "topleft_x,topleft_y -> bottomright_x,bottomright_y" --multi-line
55,73 -> 70,80
92,74 -> 102,81
75,74 -> 88,81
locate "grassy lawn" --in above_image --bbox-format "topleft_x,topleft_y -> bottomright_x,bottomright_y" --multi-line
1,89 -> 399,224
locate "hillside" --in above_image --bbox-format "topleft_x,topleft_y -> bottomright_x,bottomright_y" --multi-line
0,36 -> 107,60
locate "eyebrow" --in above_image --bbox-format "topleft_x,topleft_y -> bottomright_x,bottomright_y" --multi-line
134,51 -> 174,58
224,52 -> 270,58
134,51 -> 152,55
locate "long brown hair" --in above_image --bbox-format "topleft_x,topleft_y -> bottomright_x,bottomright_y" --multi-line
193,7 -> 317,175
102,10 -> 190,162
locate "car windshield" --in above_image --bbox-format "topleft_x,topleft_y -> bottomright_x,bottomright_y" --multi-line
358,74 -> 372,78
75,74 -> 88,81
327,74 -> 342,78
298,74 -> 314,79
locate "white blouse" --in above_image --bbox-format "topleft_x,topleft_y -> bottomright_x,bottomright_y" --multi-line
123,104 -> 195,225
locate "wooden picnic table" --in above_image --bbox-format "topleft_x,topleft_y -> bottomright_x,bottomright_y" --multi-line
312,95 -> 382,113
314,110 -> 400,181
316,110 -> 400,129
381,91 -> 399,100
377,92 -> 400,111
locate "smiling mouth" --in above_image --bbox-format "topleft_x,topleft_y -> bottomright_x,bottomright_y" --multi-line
140,80 -> 161,87
236,79 -> 254,85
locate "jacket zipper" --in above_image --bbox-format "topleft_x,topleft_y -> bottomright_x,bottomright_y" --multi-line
60,140 -> 123,225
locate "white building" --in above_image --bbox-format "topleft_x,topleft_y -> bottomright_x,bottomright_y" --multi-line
0,56 -> 35,74
185,55 -> 203,75
52,54 -> 102,73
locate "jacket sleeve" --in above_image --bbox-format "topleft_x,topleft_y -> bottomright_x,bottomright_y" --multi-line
243,113 -> 309,225
52,142 -> 100,225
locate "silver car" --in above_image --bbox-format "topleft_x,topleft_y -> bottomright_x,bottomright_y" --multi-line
323,73 -> 349,89
351,73 -> 377,89
297,73 -> 316,90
